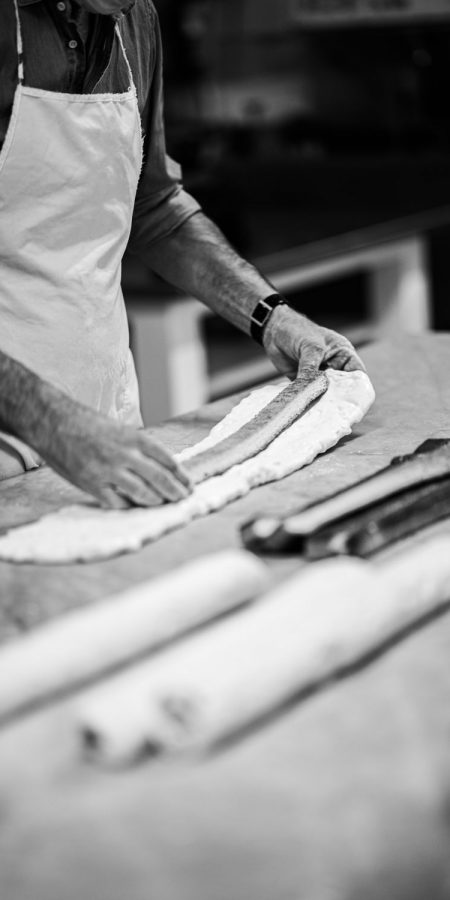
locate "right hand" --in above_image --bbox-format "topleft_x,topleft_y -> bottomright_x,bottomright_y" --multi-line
43,403 -> 193,510
263,306 -> 366,380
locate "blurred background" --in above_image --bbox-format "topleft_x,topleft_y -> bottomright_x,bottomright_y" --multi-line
123,0 -> 450,424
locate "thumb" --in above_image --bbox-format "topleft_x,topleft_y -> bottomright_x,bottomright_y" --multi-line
297,342 -> 325,376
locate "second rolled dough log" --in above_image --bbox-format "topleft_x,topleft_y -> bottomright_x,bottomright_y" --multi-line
0,369 -> 374,563
78,536 -> 450,765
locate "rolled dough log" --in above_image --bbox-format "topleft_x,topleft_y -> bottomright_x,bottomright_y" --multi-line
0,550 -> 267,722
0,369 -> 374,563
78,536 -> 450,765
185,372 -> 328,483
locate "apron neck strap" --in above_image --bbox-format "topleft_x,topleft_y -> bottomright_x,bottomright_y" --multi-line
115,21 -> 135,92
12,0 -> 25,85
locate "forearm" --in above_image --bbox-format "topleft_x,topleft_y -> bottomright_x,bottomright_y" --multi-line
0,350 -> 69,456
143,211 -> 273,335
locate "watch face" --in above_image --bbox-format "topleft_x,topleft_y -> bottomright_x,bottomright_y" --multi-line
252,304 -> 271,327
252,295 -> 283,324
250,295 -> 284,344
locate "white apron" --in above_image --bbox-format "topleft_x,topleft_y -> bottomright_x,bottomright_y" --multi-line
0,1 -> 144,469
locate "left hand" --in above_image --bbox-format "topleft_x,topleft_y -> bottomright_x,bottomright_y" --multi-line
262,305 -> 366,379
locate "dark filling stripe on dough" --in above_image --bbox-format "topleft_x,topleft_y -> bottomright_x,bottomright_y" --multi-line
185,372 -> 329,484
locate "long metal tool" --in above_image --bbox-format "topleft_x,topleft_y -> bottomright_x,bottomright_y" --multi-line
185,368 -> 328,484
241,438 -> 450,557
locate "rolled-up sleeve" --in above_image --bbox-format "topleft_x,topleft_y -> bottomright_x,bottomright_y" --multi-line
127,7 -> 200,257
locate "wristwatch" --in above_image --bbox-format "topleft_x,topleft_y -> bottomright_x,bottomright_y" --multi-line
250,293 -> 286,346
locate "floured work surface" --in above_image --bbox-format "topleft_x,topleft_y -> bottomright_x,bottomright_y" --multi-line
2,334 -> 450,621
2,337 -> 450,899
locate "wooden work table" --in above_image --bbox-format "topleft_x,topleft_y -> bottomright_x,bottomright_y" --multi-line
1,334 -> 450,899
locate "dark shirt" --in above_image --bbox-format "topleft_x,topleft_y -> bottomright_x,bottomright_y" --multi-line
1,0 -> 199,254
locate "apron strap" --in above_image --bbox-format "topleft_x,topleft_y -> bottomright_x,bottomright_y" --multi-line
115,21 -> 136,94
12,0 -> 25,85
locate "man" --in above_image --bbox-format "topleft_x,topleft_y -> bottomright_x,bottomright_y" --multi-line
0,0 -> 364,509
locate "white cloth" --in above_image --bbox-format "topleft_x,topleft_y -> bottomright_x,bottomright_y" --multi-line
0,3 -> 144,469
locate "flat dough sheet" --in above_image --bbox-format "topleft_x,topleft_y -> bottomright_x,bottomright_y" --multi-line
0,369 -> 375,564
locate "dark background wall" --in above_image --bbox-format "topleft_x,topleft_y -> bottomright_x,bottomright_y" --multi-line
153,1 -> 450,326
124,2 -> 450,342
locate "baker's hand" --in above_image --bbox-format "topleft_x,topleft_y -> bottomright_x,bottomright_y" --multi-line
43,403 -> 192,510
262,305 -> 365,379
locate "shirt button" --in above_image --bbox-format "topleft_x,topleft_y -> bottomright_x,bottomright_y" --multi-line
56,1 -> 66,9
68,39 -> 78,49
